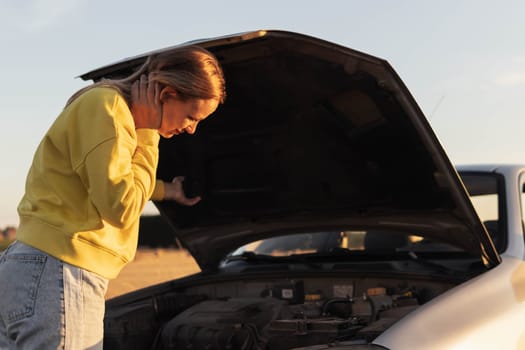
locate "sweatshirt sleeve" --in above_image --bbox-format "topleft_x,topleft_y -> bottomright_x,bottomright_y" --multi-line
150,180 -> 165,201
75,90 -> 160,229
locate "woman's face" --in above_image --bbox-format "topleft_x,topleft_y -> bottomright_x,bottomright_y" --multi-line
158,93 -> 219,138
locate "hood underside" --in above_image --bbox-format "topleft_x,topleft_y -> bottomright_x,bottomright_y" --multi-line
81,30 -> 499,270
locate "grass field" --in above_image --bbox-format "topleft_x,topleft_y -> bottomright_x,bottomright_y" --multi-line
106,248 -> 201,299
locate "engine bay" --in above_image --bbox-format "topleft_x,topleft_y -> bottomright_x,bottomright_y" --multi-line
104,274 -> 457,349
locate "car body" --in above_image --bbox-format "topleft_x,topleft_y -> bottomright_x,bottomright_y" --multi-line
374,164 -> 525,349
80,31 -> 525,349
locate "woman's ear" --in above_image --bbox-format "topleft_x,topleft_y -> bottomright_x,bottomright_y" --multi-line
160,86 -> 178,102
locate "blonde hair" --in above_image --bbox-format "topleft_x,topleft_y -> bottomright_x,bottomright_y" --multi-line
67,45 -> 226,106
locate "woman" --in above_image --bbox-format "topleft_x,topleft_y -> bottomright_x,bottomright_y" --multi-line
0,46 -> 226,349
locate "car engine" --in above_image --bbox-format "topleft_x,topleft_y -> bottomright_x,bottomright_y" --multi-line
104,276 -> 451,350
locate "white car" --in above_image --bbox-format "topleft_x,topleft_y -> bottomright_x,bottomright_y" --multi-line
374,164 -> 525,350
80,31 -> 524,349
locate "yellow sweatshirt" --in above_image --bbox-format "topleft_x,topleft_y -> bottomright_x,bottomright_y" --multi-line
17,87 -> 164,279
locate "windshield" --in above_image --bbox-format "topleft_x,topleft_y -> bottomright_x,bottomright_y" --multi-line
229,171 -> 505,258
230,230 -> 462,258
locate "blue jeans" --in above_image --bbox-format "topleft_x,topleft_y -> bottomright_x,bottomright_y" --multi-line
0,241 -> 108,349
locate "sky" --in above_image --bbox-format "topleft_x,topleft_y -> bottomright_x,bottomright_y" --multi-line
1,0 -> 524,227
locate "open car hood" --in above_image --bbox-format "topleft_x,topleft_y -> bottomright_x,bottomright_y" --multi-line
81,30 -> 499,270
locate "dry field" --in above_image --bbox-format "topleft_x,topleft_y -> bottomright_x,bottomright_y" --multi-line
106,247 -> 201,300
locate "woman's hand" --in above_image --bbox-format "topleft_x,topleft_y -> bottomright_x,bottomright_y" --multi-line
130,73 -> 162,129
164,176 -> 201,206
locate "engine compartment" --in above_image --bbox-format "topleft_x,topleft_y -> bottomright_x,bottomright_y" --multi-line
104,274 -> 457,349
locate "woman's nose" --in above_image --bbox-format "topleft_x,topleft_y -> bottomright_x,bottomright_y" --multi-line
185,122 -> 198,134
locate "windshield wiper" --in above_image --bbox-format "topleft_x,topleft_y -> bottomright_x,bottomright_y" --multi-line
224,251 -> 323,268
224,251 -> 280,263
402,251 -> 467,276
